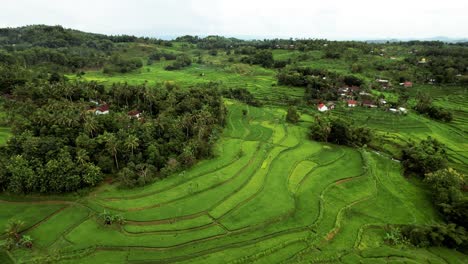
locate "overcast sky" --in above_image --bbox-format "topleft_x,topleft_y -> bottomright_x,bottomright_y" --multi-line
1,0 -> 467,40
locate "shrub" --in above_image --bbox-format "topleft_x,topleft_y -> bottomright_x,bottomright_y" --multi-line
401,137 -> 447,175
286,106 -> 300,124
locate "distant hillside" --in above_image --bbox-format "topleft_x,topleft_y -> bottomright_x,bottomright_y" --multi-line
0,25 -> 167,49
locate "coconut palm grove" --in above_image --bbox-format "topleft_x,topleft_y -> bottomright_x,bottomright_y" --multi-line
0,25 -> 467,263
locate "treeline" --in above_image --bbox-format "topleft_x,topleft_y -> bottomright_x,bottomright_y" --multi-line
309,115 -> 372,147
222,88 -> 262,107
0,79 -> 225,193
103,55 -> 143,74
395,137 -> 468,250
0,25 -> 169,72
414,92 -> 453,122
405,45 -> 468,84
0,25 -> 168,48
164,54 -> 192,70
278,67 -> 363,101
174,34 -> 467,84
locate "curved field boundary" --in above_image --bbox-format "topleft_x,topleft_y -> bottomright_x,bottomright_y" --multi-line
94,142 -> 264,212
99,139 -> 244,201
212,133 -> 303,222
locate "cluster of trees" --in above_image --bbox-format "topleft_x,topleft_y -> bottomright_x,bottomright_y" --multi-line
425,168 -> 467,229
222,88 -> 262,107
99,210 -> 125,226
400,223 -> 467,249
399,137 -> 467,250
402,137 -> 448,175
309,115 -> 372,147
286,106 -> 300,123
405,45 -> 467,84
103,55 -> 143,74
148,50 -> 177,61
0,63 -> 30,94
0,25 -> 171,73
384,224 -> 467,249
414,92 -> 453,122
164,54 -> 192,70
278,67 -> 364,101
0,79 -> 225,193
240,50 -> 274,68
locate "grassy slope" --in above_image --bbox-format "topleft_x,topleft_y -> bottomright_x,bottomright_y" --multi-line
0,43 -> 466,263
1,102 -> 463,263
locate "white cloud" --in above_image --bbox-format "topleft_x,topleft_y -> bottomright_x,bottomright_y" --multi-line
0,0 -> 467,39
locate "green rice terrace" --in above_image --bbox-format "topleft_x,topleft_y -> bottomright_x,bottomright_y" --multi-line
0,103 -> 466,263
0,26 -> 467,263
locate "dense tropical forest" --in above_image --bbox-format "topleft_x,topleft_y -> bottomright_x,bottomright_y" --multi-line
0,25 -> 467,263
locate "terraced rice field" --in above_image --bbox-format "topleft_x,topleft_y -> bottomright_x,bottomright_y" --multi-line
1,101 -> 465,263
332,96 -> 468,174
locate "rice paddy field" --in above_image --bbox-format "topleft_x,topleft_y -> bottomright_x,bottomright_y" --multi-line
1,44 -> 467,263
0,101 -> 466,263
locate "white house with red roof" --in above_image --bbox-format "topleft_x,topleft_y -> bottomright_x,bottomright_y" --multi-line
347,100 -> 357,107
95,104 -> 110,115
317,103 -> 329,112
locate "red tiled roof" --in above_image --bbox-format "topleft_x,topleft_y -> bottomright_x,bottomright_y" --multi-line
404,81 -> 413,87
318,103 -> 325,109
97,104 -> 109,112
128,110 -> 141,116
347,100 -> 357,104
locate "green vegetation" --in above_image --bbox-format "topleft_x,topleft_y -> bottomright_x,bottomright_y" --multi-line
0,25 -> 466,263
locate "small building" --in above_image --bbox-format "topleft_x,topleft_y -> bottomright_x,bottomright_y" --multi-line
327,102 -> 335,110
317,103 -> 329,112
350,86 -> 360,92
347,100 -> 357,107
398,107 -> 408,114
379,99 -> 387,105
419,58 -> 427,64
376,79 -> 390,88
389,108 -> 398,113
362,100 -> 377,108
128,110 -> 142,119
403,81 -> 413,88
95,104 -> 110,115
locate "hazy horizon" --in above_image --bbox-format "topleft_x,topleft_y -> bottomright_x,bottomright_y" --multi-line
2,0 -> 468,40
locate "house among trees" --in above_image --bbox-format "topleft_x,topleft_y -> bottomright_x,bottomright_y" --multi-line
376,79 -> 390,88
317,103 -> 329,112
338,87 -> 349,97
404,81 -> 413,87
347,100 -> 357,107
362,100 -> 377,108
400,81 -> 413,87
95,104 -> 110,115
128,110 -> 142,119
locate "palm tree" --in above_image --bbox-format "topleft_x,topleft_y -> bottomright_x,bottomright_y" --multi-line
5,219 -> 24,242
97,132 -> 120,170
105,133 -> 120,170
76,149 -> 89,165
83,114 -> 99,137
124,135 -> 139,156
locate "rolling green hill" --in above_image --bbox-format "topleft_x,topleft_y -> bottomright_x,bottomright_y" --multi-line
0,26 -> 467,263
